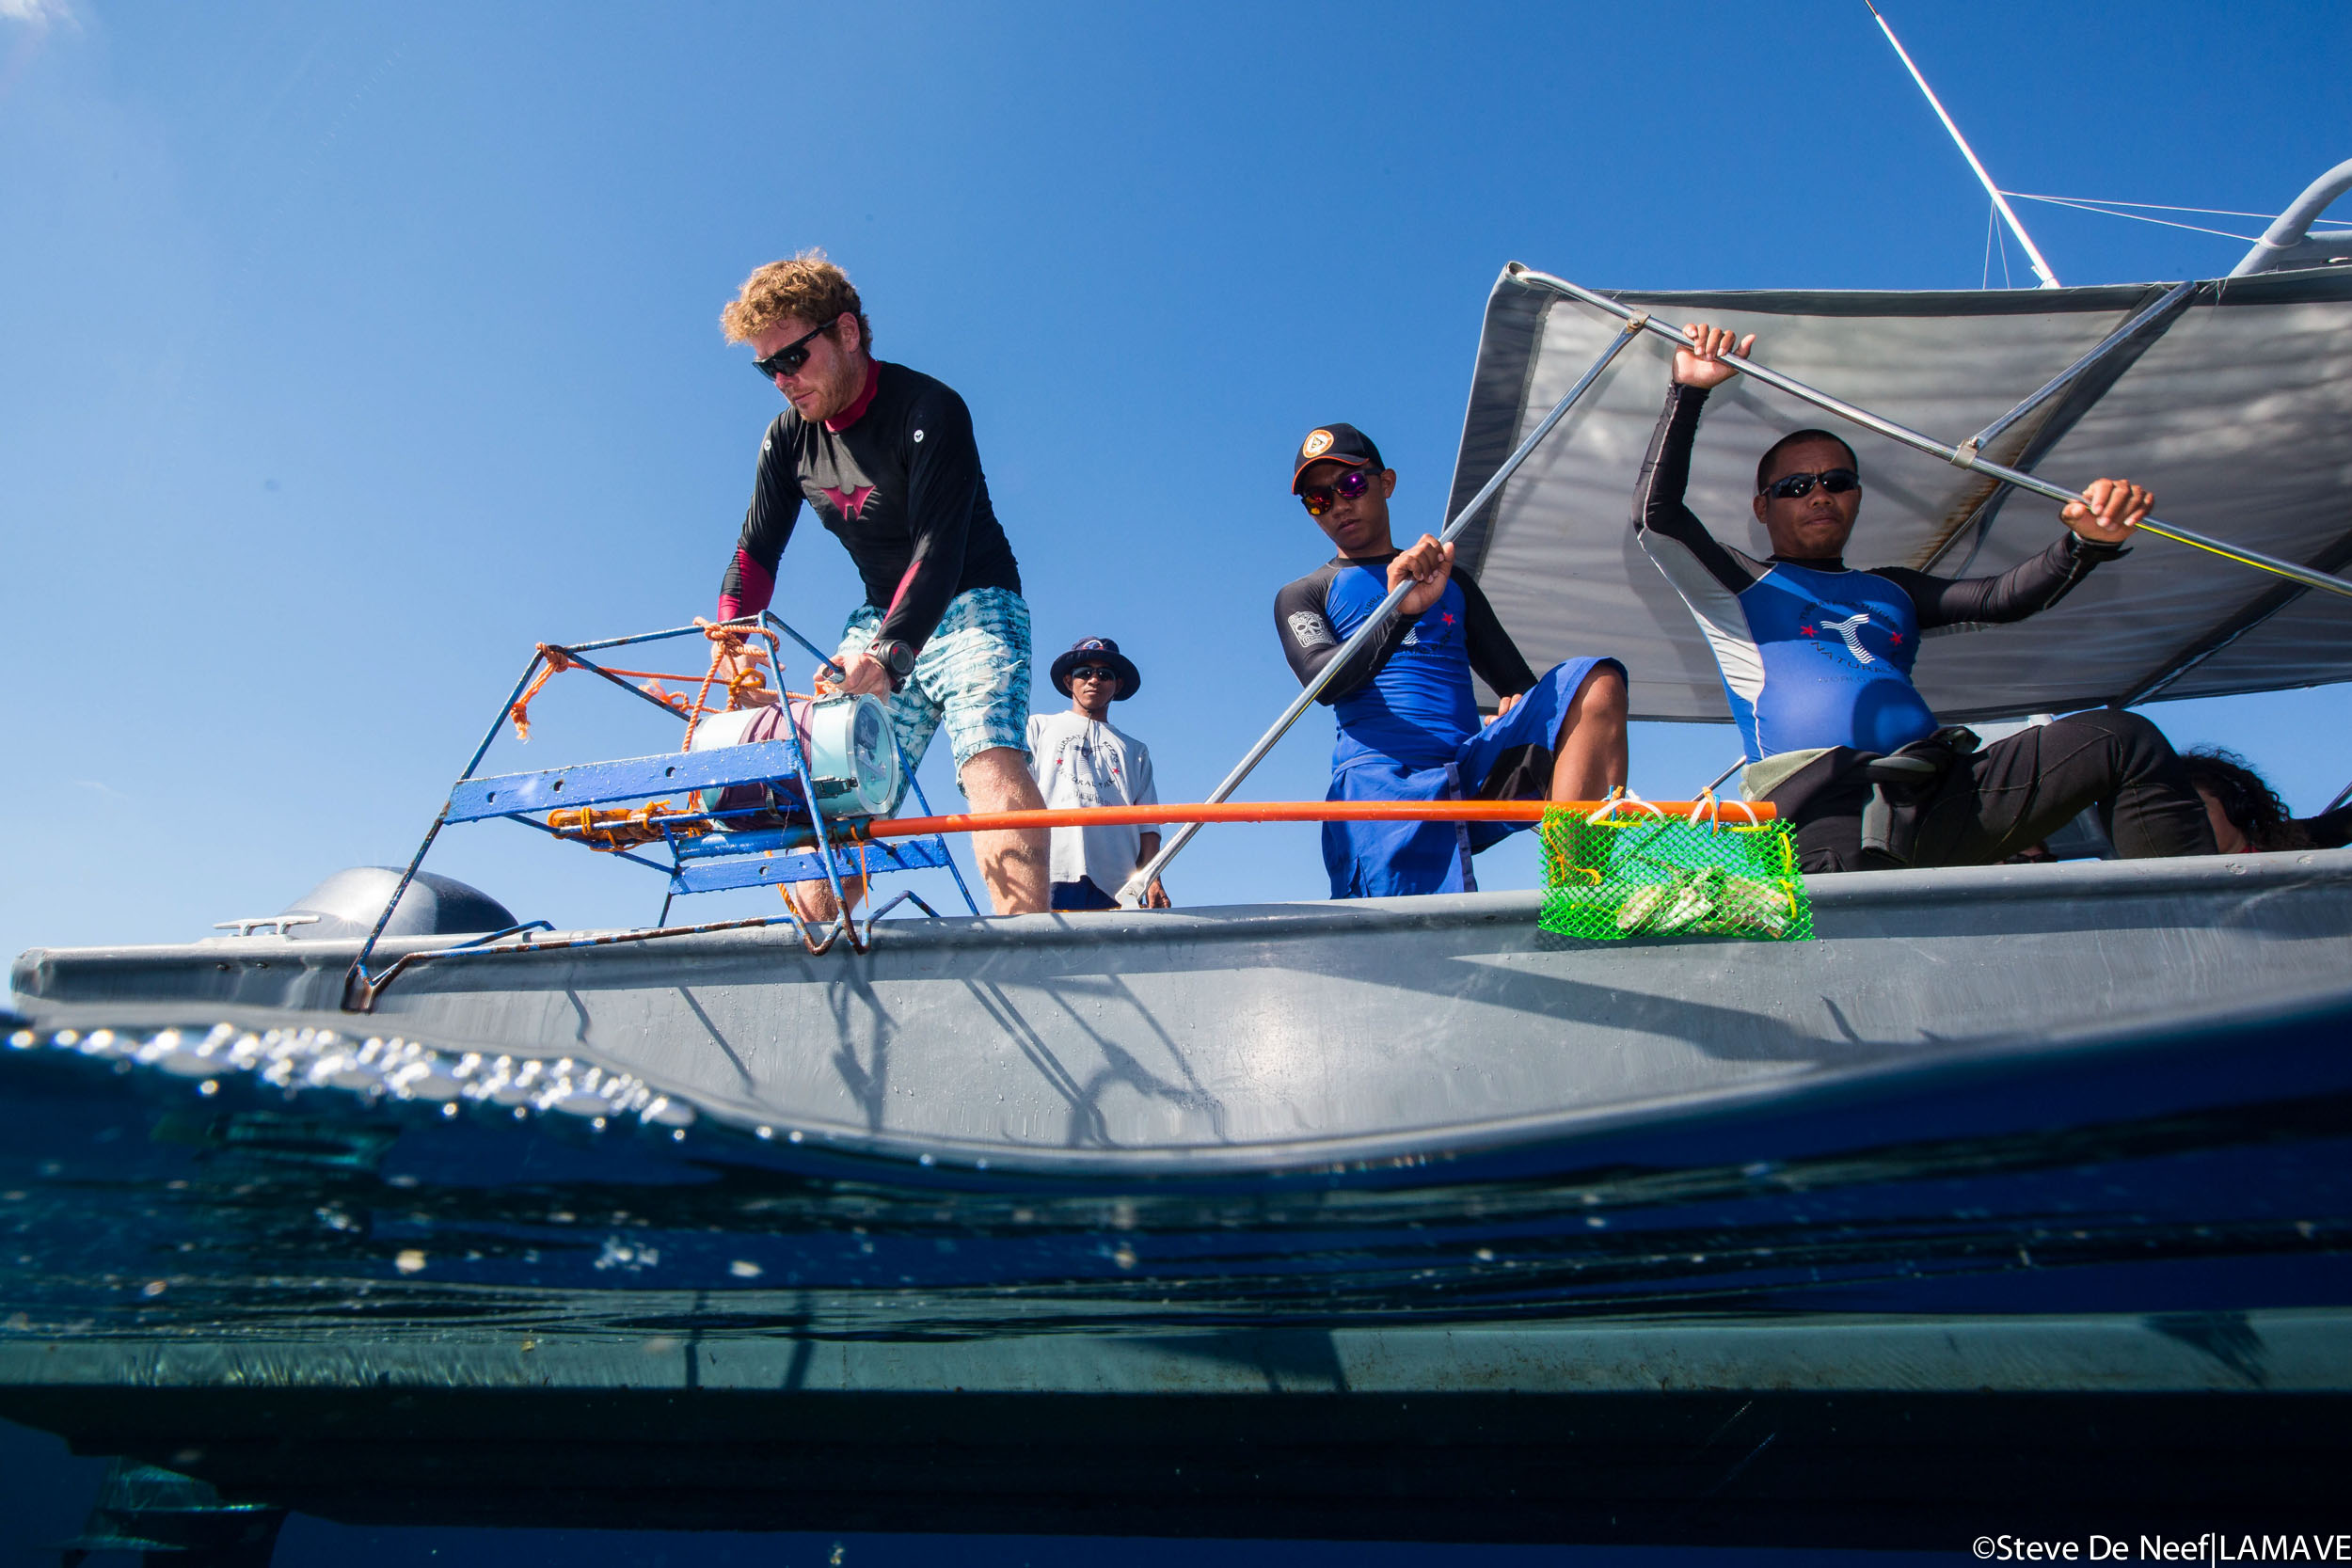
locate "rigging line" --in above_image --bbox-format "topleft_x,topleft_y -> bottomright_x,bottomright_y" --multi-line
2003,193 -> 2259,242
1981,198 -> 1996,292
2004,191 -> 2352,223
1866,0 -> 2059,288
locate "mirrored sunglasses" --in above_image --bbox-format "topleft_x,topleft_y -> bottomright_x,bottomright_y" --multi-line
1300,467 -> 1375,517
1762,467 -> 1861,500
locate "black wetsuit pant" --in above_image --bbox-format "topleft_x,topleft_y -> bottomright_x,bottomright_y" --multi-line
1780,709 -> 2217,875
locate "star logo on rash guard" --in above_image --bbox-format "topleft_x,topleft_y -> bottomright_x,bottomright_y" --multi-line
821,484 -> 876,521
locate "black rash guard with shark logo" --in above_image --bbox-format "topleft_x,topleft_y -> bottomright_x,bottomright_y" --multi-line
717,359 -> 1022,651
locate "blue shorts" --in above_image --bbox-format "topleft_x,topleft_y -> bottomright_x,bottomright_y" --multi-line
837,588 -> 1032,775
1050,877 -> 1120,911
1324,656 -> 1623,899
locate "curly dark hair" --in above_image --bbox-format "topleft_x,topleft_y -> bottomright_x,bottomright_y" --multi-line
2181,747 -> 2312,851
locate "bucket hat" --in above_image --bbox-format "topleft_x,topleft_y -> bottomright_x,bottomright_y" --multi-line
1049,636 -> 1141,700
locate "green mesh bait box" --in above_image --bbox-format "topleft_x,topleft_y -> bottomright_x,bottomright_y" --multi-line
1539,806 -> 1814,942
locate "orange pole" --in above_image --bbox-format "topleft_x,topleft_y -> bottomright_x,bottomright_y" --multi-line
862,800 -> 1772,840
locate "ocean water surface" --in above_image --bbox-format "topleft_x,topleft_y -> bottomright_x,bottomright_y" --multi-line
1,1014 -> 2341,1566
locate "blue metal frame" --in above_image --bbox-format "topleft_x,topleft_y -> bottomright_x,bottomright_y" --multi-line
672,839 -> 952,896
342,612 -> 979,1013
448,740 -> 821,822
891,733 -> 984,918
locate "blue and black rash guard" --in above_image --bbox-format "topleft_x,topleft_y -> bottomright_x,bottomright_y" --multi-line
1635,383 -> 2124,761
1273,555 -> 1539,772
717,360 -> 1021,651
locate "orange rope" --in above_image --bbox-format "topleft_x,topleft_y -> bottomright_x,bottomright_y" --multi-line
546,801 -> 699,850
685,620 -> 787,752
511,627 -> 790,746
506,644 -> 575,741
569,664 -> 720,683
683,626 -> 731,752
860,800 -> 1774,840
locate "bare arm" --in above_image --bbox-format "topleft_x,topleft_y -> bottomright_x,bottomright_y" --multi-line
1134,831 -> 1168,908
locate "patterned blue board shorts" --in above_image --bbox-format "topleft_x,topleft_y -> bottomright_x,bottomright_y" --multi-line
837,588 -> 1032,775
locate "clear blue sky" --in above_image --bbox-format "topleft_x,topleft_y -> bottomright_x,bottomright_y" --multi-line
6,0 -> 2349,966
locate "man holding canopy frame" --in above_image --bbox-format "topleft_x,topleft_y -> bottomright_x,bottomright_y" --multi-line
1633,323 -> 2216,874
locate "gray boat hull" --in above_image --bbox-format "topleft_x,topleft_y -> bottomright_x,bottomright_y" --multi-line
14,849 -> 2352,1174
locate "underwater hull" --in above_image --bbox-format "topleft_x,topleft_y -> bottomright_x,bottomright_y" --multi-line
6,1000 -> 2350,1542
12,848 -> 2352,1174
6,1312 -> 2351,1546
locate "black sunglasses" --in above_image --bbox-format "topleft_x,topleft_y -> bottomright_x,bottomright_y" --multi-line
1069,665 -> 1120,683
1299,466 -> 1375,517
1761,467 -> 1861,500
751,319 -> 835,383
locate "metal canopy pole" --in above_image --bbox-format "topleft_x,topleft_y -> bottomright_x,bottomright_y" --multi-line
1513,267 -> 2352,604
1963,279 -> 2196,455
1113,318 -> 1648,908
1866,0 -> 2059,290
2229,157 -> 2352,277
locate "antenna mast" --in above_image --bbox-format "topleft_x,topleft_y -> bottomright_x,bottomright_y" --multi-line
1865,1 -> 2061,289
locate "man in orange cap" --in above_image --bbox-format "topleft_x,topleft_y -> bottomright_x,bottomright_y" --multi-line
1276,423 -> 1629,897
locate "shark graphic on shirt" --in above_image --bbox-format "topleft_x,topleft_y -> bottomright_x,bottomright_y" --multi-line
1820,610 -> 1876,664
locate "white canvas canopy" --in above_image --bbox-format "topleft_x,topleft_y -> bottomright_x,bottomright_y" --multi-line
1442,266 -> 2352,722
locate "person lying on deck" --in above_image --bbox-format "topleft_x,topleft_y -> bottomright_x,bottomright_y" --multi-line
2183,746 -> 2351,852
1636,323 -> 2216,874
1274,422 -> 1629,899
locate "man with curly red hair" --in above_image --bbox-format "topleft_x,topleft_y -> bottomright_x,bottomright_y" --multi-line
714,251 -> 1046,915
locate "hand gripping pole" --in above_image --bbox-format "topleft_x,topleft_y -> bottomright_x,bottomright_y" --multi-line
1512,267 -> 2352,604
1113,317 -> 1648,908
